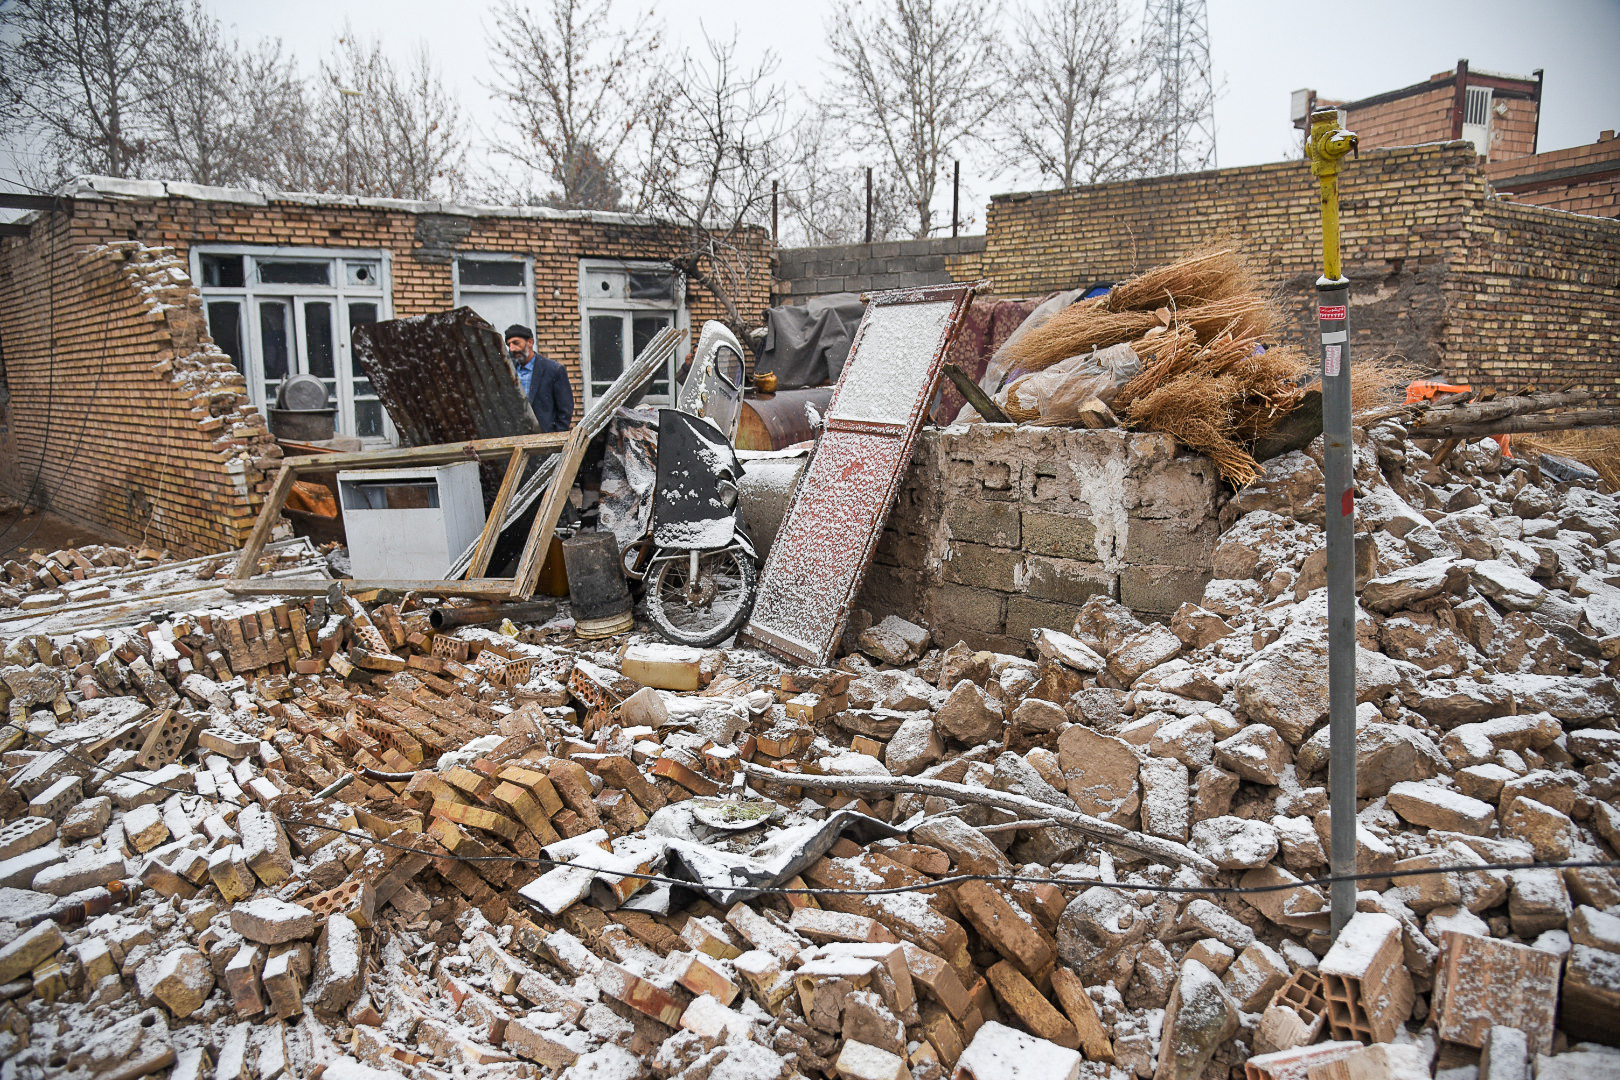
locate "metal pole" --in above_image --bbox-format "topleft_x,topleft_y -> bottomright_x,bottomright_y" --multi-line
864,168 -> 874,244
771,179 -> 779,244
1307,108 -> 1359,939
952,161 -> 960,238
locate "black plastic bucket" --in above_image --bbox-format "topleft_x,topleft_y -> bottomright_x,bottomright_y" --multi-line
561,531 -> 633,637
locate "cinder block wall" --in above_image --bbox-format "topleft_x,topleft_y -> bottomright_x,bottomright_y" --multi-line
856,426 -> 1223,654
0,236 -> 277,551
973,143 -> 1620,403
774,236 -> 987,303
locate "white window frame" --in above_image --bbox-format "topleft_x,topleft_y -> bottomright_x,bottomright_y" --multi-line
453,253 -> 535,333
191,244 -> 396,445
1462,86 -> 1494,157
577,258 -> 687,410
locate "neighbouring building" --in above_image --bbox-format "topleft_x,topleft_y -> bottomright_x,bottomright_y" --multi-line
1292,60 -> 1617,218
778,142 -> 1620,404
0,177 -> 769,553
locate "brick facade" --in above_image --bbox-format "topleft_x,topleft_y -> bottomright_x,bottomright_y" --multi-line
964,143 -> 1620,403
1302,62 -> 1542,164
856,427 -> 1223,652
0,233 -> 278,552
1486,131 -> 1620,217
0,180 -> 770,553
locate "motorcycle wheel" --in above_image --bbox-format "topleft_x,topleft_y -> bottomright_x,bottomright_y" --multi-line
644,547 -> 758,648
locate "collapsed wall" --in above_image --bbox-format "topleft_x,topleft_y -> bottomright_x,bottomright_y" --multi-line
0,236 -> 277,553
859,427 -> 1223,651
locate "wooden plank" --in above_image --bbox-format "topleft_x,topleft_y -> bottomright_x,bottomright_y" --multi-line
468,447 -> 529,578
510,328 -> 683,598
226,578 -> 520,598
276,431 -> 569,474
232,464 -> 296,580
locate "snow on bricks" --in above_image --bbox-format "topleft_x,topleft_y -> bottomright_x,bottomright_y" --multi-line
0,407 -> 1617,1080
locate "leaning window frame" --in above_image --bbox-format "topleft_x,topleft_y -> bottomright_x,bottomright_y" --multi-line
577,257 -> 687,410
190,244 -> 396,445
453,253 -> 536,331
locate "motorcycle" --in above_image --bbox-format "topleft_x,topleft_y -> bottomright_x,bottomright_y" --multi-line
624,322 -> 760,647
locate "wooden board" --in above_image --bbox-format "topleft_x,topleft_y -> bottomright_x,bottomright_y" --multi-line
740,283 -> 976,665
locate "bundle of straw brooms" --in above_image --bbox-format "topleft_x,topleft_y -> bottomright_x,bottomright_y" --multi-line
993,247 -> 1313,485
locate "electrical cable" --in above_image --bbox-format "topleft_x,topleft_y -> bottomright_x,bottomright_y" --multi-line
6,719 -> 1616,903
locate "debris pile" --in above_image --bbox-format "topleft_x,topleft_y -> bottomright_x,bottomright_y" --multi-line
977,250 -> 1314,486
0,410 -> 1618,1080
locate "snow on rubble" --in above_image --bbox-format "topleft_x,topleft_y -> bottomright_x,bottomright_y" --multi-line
0,413 -> 1616,1080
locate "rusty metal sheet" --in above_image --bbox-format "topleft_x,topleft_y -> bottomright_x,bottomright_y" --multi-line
352,306 -> 540,447
740,282 -> 977,665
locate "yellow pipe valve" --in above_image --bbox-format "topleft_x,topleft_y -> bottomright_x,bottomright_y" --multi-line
1306,109 -> 1358,283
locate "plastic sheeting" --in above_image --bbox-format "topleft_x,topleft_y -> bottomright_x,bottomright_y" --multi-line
754,293 -> 867,389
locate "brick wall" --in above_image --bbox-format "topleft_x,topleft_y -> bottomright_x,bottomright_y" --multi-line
774,236 -> 987,302
1486,131 -> 1620,217
1347,81 -> 1457,150
855,426 -> 1222,654
0,233 -> 278,551
972,143 -> 1620,403
0,181 -> 772,552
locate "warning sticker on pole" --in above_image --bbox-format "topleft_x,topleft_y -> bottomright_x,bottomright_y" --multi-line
1319,305 -> 1347,320
1324,344 -> 1341,377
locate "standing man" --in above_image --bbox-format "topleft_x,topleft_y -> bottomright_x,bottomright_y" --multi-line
505,325 -> 573,433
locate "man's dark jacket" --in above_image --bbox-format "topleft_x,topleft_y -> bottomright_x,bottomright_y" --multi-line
526,354 -> 574,433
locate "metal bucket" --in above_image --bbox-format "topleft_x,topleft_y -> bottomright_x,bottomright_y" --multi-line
269,408 -> 336,442
561,531 -> 634,638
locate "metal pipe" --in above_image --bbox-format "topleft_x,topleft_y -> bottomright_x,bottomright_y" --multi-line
428,599 -> 557,630
952,160 -> 960,238
1307,107 -> 1359,939
865,167 -> 874,244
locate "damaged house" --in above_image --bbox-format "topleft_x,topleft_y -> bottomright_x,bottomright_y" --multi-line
0,177 -> 769,554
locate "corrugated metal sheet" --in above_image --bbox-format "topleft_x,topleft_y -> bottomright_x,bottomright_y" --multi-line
352,307 -> 540,447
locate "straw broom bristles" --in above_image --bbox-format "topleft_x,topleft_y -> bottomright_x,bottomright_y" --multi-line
999,304 -> 1163,374
1105,247 -> 1257,312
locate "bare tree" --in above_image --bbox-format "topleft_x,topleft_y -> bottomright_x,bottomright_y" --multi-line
824,0 -> 1005,239
316,33 -> 470,201
779,115 -> 911,246
141,2 -> 308,187
485,0 -> 659,210
1000,0 -> 1160,188
640,33 -> 784,334
0,0 -> 179,182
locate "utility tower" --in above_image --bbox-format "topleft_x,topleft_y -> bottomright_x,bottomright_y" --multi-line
1144,0 -> 1218,174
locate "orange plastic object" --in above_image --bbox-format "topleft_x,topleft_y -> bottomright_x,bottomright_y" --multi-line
286,480 -> 338,518
1406,380 -> 1472,404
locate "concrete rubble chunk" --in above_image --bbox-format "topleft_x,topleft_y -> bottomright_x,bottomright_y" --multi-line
136,946 -> 214,1018
1154,960 -> 1237,1080
859,615 -> 931,666
934,679 -> 1005,744
0,919 -> 65,982
1386,780 -> 1495,834
1056,724 -> 1140,824
955,1021 -> 1081,1080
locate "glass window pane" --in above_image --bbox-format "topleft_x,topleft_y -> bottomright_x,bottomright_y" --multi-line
201,254 -> 245,288
305,301 -> 334,379
345,260 -> 381,287
259,301 -> 290,383
458,259 -> 526,288
590,315 -> 624,393
257,260 -> 330,285
354,399 -> 385,439
207,301 -> 243,370
628,271 -> 677,301
633,315 -> 673,398
349,302 -> 379,377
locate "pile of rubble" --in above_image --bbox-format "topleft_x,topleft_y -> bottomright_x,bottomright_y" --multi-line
0,413 -> 1618,1080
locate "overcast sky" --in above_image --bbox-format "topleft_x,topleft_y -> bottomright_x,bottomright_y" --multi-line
5,0 -> 1617,218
